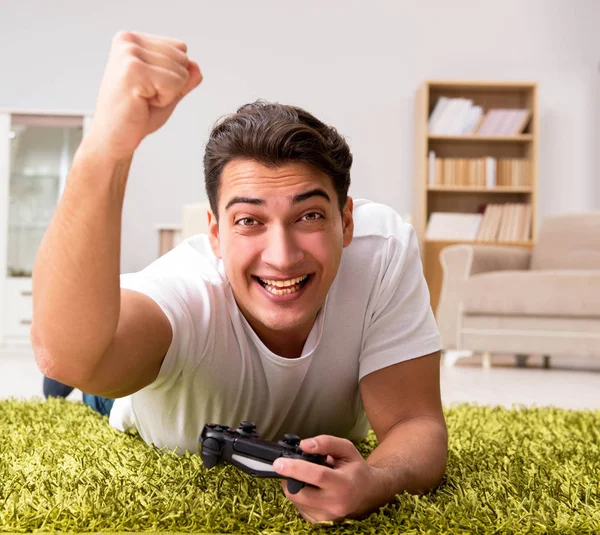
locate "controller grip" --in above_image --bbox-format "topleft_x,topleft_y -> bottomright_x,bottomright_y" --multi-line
286,477 -> 305,495
201,437 -> 221,469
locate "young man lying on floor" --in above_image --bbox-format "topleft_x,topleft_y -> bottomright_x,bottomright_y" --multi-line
33,31 -> 447,523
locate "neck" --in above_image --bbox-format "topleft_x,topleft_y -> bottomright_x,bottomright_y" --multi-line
260,323 -> 314,358
245,314 -> 318,359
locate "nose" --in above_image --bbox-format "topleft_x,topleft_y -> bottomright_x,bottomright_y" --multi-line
261,224 -> 304,271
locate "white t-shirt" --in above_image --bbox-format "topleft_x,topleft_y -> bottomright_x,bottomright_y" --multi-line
109,199 -> 441,454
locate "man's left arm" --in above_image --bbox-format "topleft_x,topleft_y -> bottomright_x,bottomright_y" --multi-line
273,350 -> 447,523
360,350 -> 447,499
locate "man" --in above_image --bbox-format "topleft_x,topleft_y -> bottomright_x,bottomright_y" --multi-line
33,31 -> 447,523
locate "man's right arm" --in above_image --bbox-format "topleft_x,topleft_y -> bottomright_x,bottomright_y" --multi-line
31,31 -> 202,397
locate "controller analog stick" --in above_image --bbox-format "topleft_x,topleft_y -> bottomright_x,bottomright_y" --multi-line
282,433 -> 301,447
286,477 -> 305,494
239,421 -> 257,434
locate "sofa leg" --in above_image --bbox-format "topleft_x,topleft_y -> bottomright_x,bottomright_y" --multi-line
482,352 -> 492,369
543,355 -> 551,369
443,350 -> 473,368
515,354 -> 529,368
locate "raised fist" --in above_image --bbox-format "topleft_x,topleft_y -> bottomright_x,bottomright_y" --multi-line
85,31 -> 203,161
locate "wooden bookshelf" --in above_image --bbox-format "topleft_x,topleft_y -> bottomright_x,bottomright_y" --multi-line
428,186 -> 533,193
413,80 -> 538,314
428,134 -> 533,143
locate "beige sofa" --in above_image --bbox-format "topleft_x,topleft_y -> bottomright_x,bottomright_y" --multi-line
437,213 -> 600,367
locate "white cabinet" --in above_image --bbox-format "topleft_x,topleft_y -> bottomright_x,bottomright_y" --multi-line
3,277 -> 33,337
0,110 -> 90,347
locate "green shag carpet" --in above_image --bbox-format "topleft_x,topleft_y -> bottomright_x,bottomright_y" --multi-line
1,399 -> 600,534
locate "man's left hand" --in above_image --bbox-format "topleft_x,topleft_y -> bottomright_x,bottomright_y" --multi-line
272,435 -> 382,523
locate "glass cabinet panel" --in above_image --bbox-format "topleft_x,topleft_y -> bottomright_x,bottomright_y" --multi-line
7,115 -> 83,277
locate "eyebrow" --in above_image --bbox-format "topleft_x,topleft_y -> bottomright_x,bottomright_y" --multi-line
224,188 -> 331,211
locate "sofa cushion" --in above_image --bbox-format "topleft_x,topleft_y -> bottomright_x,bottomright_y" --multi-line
463,270 -> 600,317
531,213 -> 600,270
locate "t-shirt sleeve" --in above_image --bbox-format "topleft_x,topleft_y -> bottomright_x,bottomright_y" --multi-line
119,243 -> 219,389
358,225 -> 442,380
119,272 -> 192,389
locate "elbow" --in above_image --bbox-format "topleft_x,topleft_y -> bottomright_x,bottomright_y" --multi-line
31,327 -> 67,384
31,326 -> 53,377
31,326 -> 92,388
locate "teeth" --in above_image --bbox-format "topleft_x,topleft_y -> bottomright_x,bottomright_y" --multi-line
259,275 -> 308,288
265,284 -> 302,296
257,275 -> 309,296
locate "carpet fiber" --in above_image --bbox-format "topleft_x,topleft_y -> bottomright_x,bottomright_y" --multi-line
1,399 -> 600,534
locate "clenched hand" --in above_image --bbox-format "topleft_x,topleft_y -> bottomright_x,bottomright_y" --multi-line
86,31 -> 203,162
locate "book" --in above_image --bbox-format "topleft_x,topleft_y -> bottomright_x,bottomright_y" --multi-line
509,109 -> 531,134
428,97 -> 450,133
428,151 -> 436,186
474,203 -> 532,242
462,106 -> 483,134
485,157 -> 496,188
429,97 -> 475,135
426,212 -> 483,240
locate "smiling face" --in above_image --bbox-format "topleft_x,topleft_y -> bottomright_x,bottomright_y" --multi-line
208,159 -> 354,357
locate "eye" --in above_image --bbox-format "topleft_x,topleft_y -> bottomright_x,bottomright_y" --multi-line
235,217 -> 258,227
300,212 -> 324,222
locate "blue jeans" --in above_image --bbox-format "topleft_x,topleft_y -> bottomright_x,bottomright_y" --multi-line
43,376 -> 114,417
82,393 -> 115,417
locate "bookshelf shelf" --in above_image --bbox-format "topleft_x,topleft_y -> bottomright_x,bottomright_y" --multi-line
413,80 -> 538,314
425,238 -> 534,247
429,134 -> 533,143
428,186 -> 533,193
425,80 -> 536,91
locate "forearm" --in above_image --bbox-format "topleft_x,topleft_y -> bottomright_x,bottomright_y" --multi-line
365,417 -> 448,507
32,140 -> 131,381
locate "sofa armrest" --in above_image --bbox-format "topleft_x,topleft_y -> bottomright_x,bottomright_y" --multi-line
436,244 -> 532,349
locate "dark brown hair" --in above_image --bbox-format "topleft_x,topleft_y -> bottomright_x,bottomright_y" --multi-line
204,101 -> 352,218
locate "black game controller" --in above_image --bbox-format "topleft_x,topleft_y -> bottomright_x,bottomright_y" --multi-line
200,421 -> 331,494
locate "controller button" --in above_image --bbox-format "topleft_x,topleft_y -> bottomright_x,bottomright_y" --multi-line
213,425 -> 227,432
282,433 -> 301,447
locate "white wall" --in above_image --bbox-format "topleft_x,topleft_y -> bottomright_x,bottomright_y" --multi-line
1,0 -> 598,273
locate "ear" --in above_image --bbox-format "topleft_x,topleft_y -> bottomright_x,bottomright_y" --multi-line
342,196 -> 354,248
207,208 -> 222,259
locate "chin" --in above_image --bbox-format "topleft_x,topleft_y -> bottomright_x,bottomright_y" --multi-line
257,312 -> 312,334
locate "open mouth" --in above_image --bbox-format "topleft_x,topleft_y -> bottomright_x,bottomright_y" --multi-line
253,274 -> 312,297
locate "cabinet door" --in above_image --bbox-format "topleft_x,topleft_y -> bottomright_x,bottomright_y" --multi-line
0,113 -> 9,286
3,277 -> 33,337
7,114 -> 84,277
0,112 -> 86,345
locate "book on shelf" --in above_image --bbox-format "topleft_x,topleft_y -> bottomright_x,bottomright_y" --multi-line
427,153 -> 531,188
426,212 -> 483,240
475,203 -> 532,242
428,97 -> 531,136
477,108 -> 531,135
485,157 -> 496,188
425,203 -> 532,243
